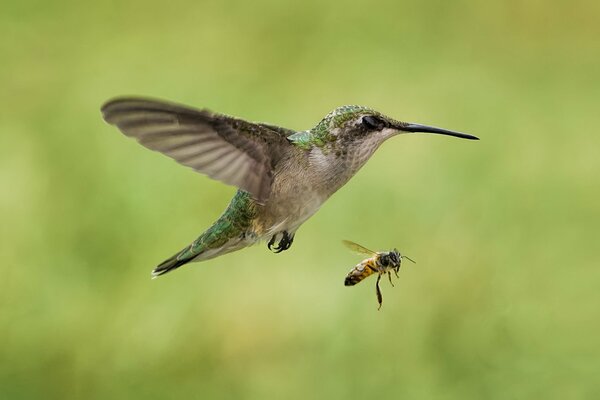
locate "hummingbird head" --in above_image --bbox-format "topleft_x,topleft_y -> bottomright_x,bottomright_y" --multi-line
314,105 -> 479,147
301,105 -> 478,186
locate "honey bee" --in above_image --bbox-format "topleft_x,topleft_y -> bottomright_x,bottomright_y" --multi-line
343,240 -> 415,309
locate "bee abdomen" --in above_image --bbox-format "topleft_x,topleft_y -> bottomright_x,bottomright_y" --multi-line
344,262 -> 376,286
345,274 -> 362,286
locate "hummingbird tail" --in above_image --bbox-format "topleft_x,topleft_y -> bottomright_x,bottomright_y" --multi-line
150,190 -> 256,278
151,235 -> 248,278
151,251 -> 190,278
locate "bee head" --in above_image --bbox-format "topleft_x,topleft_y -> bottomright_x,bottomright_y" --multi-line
387,250 -> 401,268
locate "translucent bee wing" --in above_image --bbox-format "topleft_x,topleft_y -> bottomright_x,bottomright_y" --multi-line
342,240 -> 377,256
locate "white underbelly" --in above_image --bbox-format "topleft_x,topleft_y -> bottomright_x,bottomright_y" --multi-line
263,189 -> 325,237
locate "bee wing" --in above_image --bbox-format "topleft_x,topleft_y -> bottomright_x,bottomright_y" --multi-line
342,240 -> 377,256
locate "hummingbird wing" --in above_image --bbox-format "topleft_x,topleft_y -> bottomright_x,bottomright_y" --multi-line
257,122 -> 297,137
101,97 -> 291,204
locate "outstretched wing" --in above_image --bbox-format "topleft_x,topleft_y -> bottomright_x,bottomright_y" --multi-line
342,240 -> 377,256
101,97 -> 291,204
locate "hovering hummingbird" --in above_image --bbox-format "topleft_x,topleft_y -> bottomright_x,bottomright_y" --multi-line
101,98 -> 478,277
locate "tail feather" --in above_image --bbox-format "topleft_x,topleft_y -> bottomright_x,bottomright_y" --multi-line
151,190 -> 256,278
150,234 -> 250,278
151,249 -> 192,278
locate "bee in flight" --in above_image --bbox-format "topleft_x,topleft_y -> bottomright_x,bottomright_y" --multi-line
343,240 -> 416,309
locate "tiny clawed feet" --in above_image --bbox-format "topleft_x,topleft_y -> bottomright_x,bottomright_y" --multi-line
267,231 -> 294,253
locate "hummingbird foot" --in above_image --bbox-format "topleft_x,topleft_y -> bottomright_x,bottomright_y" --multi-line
267,231 -> 294,253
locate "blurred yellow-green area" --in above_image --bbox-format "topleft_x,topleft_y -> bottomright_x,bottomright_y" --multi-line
1,0 -> 599,398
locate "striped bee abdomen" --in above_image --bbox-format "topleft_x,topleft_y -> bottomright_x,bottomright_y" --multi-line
344,259 -> 378,286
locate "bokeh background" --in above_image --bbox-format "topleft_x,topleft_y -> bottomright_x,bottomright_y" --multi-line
2,0 -> 599,398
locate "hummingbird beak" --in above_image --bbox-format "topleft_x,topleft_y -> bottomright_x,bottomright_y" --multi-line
400,123 -> 479,140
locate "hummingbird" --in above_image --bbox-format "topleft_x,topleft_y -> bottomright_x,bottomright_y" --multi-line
101,98 -> 478,277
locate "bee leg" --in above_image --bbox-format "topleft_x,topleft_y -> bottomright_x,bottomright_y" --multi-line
376,274 -> 383,310
394,269 -> 400,279
388,271 -> 395,287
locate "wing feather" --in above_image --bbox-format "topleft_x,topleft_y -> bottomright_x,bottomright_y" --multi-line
101,97 -> 291,204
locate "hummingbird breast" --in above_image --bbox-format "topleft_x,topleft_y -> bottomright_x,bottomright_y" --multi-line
251,149 -> 327,236
250,141 -> 377,238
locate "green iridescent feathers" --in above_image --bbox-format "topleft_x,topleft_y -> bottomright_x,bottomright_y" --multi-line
152,191 -> 256,276
288,105 -> 378,149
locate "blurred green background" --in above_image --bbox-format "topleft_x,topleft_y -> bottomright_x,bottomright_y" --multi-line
1,0 -> 599,398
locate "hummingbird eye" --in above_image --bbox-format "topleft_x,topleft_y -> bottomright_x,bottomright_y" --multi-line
362,116 -> 385,130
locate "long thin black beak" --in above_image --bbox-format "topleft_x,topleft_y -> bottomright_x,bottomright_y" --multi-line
402,123 -> 479,140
